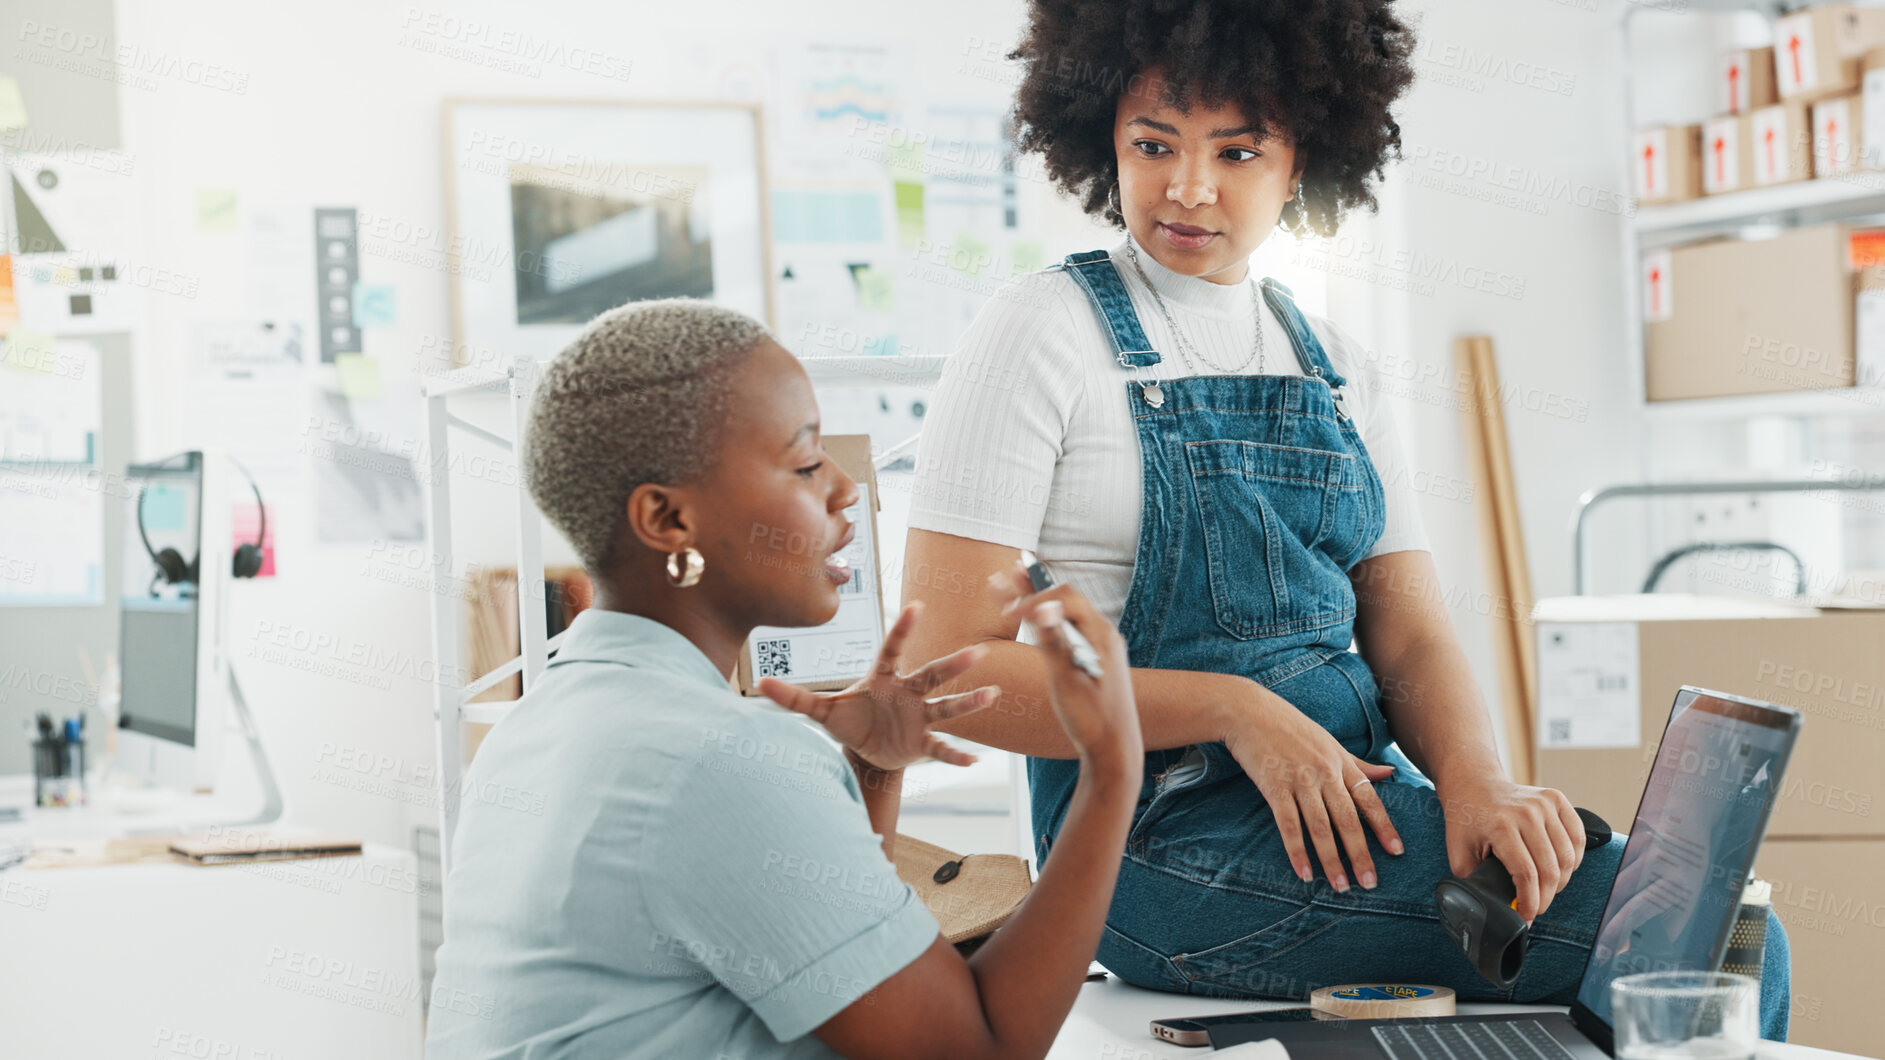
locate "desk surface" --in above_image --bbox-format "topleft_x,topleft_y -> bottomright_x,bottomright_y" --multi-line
0,774 -> 422,1058
1051,974 -> 1876,1059
1,843 -> 423,1057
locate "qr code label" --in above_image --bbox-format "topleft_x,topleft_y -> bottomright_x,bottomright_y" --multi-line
755,638 -> 793,679
1548,719 -> 1571,745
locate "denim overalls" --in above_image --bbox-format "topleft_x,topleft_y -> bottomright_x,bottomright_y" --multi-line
1021,248 -> 1790,1037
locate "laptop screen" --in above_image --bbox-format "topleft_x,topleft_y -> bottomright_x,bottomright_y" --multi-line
1575,689 -> 1797,1027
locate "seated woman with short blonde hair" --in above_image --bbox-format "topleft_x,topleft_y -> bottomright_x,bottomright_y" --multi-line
425,297 -> 1143,1060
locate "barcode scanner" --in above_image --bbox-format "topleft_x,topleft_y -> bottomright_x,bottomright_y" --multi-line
1434,807 -> 1612,989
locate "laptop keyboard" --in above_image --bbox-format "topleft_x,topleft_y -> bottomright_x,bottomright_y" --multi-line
1372,1019 -> 1577,1060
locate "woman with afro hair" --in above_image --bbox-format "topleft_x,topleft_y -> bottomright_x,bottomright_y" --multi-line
901,0 -> 1791,1037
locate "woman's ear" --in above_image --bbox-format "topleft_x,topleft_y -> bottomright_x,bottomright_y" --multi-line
624,481 -> 694,558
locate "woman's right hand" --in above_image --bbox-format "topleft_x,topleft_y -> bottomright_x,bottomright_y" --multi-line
988,562 -> 1142,772
1221,687 -> 1402,892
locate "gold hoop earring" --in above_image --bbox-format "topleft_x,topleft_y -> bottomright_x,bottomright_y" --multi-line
666,547 -> 703,588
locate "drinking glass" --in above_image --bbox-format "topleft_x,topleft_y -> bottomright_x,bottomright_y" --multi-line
1611,971 -> 1758,1060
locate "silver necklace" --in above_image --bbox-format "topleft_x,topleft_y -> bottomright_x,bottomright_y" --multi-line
1123,239 -> 1267,408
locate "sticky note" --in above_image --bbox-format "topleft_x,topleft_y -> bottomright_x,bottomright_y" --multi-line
771,190 -> 885,244
352,283 -> 397,327
4,330 -> 55,373
143,483 -> 187,532
853,266 -> 895,312
950,232 -> 991,278
334,353 -> 382,400
893,181 -> 925,250
195,188 -> 238,232
0,77 -> 25,131
1011,240 -> 1046,276
0,254 -> 18,336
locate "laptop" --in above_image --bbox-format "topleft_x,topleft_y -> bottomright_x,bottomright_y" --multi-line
1208,685 -> 1801,1059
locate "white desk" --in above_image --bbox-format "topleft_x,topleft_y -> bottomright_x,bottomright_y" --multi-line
0,781 -> 422,1058
1049,974 -> 1877,1059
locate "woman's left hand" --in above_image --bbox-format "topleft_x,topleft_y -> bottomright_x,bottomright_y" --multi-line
1434,775 -> 1587,923
757,601 -> 1000,772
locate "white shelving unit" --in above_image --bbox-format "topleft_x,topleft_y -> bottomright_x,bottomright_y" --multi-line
422,358 -> 550,890
1618,0 -> 1885,422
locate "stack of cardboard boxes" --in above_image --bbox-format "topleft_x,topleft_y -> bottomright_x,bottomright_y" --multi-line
1637,6 -> 1885,401
1532,595 -> 1885,1055
1635,4 -> 1885,203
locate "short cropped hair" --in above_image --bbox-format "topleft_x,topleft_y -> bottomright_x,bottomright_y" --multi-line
524,298 -> 767,573
1007,0 -> 1417,238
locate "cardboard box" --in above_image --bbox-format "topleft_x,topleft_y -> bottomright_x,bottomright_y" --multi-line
1854,265 -> 1885,388
1749,100 -> 1815,185
1631,125 -> 1704,204
1757,839 -> 1885,1054
1701,114 -> 1754,194
1722,46 -> 1778,114
1812,91 -> 1867,176
1643,223 -> 1856,401
1774,4 -> 1885,102
1858,48 -> 1885,172
1532,595 -> 1885,839
734,434 -> 886,695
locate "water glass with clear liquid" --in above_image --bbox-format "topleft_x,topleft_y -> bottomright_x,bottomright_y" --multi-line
1611,971 -> 1759,1060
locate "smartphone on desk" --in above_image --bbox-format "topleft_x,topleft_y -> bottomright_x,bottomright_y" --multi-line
1149,1006 -> 1323,1046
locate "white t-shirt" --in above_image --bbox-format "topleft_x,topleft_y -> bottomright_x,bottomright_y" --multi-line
907,233 -> 1430,627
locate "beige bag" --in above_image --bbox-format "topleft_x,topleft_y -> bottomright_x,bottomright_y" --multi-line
891,834 -> 1033,948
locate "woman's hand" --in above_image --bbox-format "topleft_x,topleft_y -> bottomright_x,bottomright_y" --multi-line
1434,775 -> 1586,922
989,561 -> 1141,771
1220,691 -> 1402,892
757,601 -> 999,772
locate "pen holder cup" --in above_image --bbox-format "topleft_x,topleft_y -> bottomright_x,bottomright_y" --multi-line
31,736 -> 82,807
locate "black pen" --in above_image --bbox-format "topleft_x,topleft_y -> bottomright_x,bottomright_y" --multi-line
1018,550 -> 1104,680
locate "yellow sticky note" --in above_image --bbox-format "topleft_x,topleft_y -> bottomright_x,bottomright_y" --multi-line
886,140 -> 925,182
854,267 -> 895,312
196,189 -> 238,233
951,232 -> 991,278
4,331 -> 57,373
0,77 -> 26,131
1011,240 -> 1046,276
893,181 -> 925,250
334,353 -> 382,400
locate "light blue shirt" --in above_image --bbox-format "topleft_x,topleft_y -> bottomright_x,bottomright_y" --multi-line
426,609 -> 940,1059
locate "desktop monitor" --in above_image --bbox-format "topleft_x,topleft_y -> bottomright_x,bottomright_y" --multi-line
117,452 -> 230,792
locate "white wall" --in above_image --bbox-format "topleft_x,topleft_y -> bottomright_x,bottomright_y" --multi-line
100,0 -> 1665,844
1329,0 -> 1651,767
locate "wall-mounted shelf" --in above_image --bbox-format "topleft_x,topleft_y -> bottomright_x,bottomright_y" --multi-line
1643,384 -> 1885,421
798,353 -> 946,389
1635,174 -> 1885,246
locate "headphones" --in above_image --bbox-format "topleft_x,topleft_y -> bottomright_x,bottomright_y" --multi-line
136,453 -> 268,591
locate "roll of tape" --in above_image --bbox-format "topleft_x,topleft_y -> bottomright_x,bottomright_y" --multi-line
1310,984 -> 1457,1020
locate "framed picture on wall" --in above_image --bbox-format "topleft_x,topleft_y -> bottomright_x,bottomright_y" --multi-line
442,99 -> 774,365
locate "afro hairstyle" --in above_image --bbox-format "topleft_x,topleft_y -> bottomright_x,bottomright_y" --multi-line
1006,0 -> 1418,237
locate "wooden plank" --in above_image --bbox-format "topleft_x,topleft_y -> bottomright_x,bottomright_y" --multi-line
1455,335 -> 1536,784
